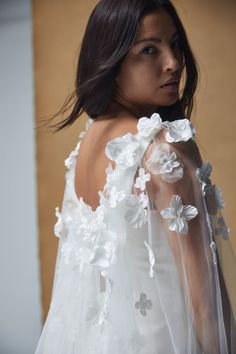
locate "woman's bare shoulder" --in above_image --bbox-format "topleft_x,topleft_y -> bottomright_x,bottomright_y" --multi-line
93,112 -> 139,138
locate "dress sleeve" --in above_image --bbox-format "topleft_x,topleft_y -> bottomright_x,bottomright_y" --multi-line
141,130 -> 235,354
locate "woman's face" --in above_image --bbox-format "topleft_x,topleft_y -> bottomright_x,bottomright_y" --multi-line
114,9 -> 184,115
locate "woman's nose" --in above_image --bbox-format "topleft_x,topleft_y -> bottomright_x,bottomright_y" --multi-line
162,48 -> 180,72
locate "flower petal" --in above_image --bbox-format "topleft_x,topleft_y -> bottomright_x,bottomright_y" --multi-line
137,113 -> 163,138
196,161 -> 212,183
139,192 -> 148,208
135,168 -> 151,190
214,187 -> 225,210
169,217 -> 187,234
89,244 -> 112,268
146,299 -> 152,310
165,119 -> 195,143
140,307 -> 147,316
170,195 -> 183,213
182,205 -> 198,220
215,216 -> 230,239
105,134 -> 141,169
109,186 -> 126,208
140,292 -> 146,302
205,184 -> 218,215
161,166 -> 183,183
160,207 -> 176,219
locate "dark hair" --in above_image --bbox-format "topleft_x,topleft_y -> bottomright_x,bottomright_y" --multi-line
43,0 -> 199,132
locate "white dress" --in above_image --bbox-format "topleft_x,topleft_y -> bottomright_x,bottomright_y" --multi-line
35,113 -> 236,354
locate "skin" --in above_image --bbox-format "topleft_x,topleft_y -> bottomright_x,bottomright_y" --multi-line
107,8 -> 184,118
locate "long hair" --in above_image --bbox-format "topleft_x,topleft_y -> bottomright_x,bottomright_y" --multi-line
42,0 -> 198,132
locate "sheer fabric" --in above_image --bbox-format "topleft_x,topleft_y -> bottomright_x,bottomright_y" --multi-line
35,114 -> 236,354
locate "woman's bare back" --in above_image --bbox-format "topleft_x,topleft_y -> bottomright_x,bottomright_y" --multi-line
74,113 -> 138,211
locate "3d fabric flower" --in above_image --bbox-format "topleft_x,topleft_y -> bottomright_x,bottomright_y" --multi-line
137,113 -> 163,139
205,184 -> 225,215
145,143 -> 183,183
196,161 -> 212,192
105,133 -> 142,169
134,168 -> 151,190
215,216 -> 230,239
165,119 -> 196,143
108,186 -> 126,208
160,194 -> 198,234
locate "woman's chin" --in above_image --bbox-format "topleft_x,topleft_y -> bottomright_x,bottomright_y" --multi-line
158,94 -> 179,106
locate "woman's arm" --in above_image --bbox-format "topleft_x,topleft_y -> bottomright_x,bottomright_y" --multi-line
144,137 -> 228,353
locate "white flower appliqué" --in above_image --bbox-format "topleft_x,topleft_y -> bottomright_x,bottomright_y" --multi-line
146,143 -> 183,183
105,133 -> 142,169
205,184 -> 225,215
196,161 -> 212,193
135,292 -> 152,316
59,199 -> 119,272
77,202 -> 106,243
165,119 -> 196,143
108,186 -> 126,208
215,216 -> 230,239
160,195 -> 198,235
137,113 -> 163,139
137,114 -> 195,145
89,237 -> 117,268
139,192 -> 148,208
134,168 -> 150,190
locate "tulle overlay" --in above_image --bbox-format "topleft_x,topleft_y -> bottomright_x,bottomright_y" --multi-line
35,114 -> 236,354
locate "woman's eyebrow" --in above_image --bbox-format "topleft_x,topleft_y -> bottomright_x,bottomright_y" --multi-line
134,31 -> 178,46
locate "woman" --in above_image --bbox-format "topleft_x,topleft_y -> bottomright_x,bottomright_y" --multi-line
35,0 -> 236,353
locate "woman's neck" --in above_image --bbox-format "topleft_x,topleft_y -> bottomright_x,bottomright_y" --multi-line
106,97 -> 157,119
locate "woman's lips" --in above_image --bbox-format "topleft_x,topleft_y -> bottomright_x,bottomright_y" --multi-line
160,81 -> 179,91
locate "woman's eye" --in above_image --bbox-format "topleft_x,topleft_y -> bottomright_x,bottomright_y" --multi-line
142,46 -> 156,55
